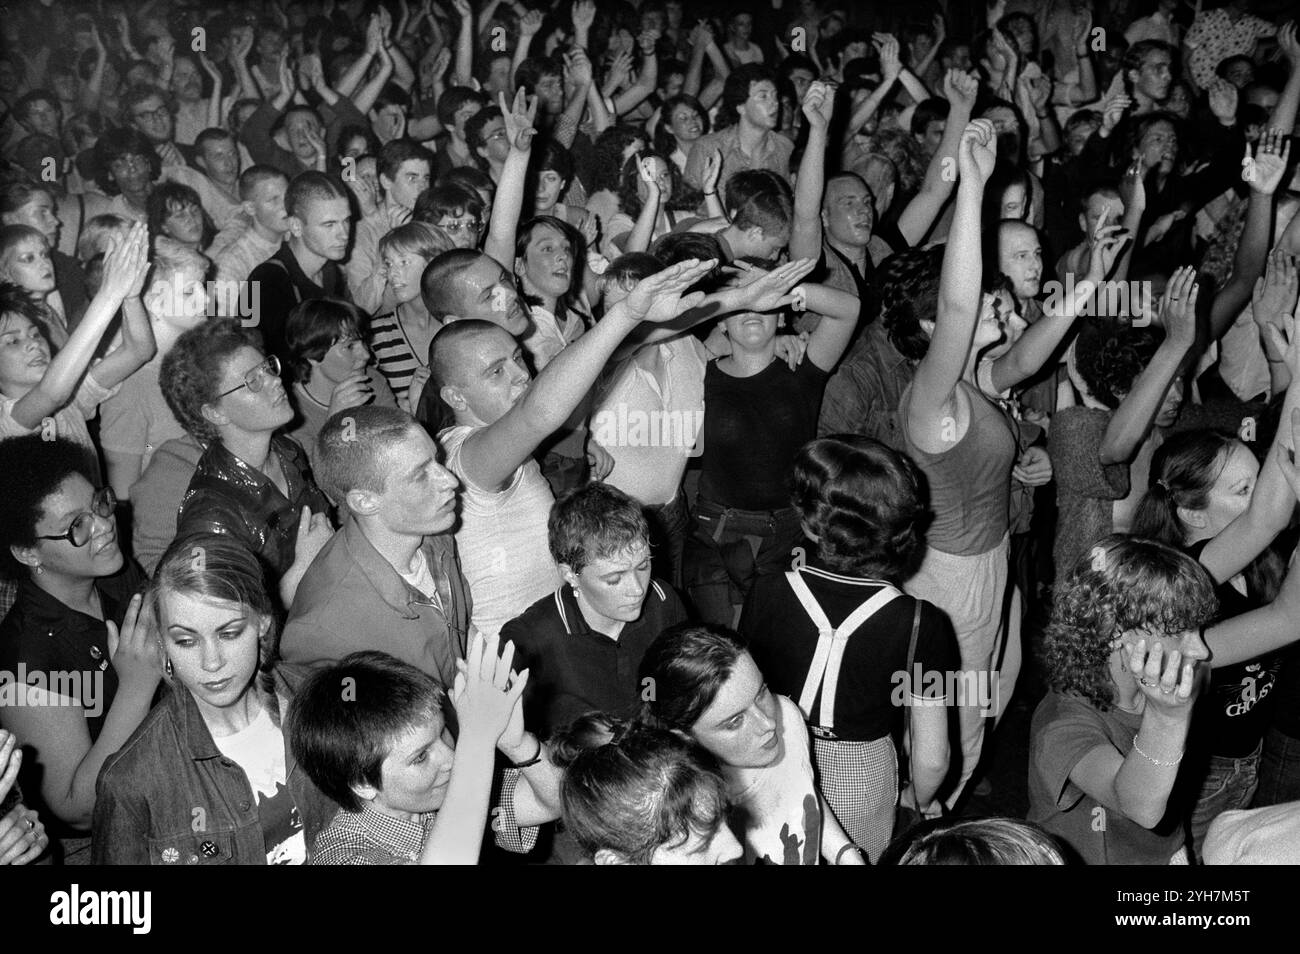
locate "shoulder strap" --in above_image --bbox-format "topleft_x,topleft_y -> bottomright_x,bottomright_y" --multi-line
786,569 -> 901,728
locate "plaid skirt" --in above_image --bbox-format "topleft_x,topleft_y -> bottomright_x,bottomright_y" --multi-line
812,734 -> 898,863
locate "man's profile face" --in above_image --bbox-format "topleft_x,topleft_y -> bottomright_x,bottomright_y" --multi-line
742,81 -> 780,131
446,326 -> 533,428
371,427 -> 460,538
451,255 -> 530,336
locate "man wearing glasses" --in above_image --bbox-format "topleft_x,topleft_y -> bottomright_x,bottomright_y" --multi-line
345,139 -> 434,315
249,171 -> 354,365
122,85 -> 194,169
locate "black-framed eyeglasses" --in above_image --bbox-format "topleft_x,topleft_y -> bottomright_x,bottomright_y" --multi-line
37,487 -> 117,548
217,355 -> 281,398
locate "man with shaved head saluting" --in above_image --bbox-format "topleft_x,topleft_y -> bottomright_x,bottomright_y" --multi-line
427,258 -> 716,638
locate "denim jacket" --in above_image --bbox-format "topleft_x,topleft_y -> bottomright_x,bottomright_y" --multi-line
91,684 -> 338,865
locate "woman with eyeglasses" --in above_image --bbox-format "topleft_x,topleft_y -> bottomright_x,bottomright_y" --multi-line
160,318 -> 333,609
284,297 -> 396,466
0,434 -> 159,862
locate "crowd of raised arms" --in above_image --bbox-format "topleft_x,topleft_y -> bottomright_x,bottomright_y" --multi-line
0,0 -> 1299,868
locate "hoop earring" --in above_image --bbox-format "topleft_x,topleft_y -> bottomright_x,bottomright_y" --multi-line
164,656 -> 173,677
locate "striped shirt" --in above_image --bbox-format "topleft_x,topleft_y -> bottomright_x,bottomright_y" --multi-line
369,310 -> 436,407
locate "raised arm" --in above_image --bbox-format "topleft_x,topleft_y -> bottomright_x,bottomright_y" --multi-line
1199,306 -> 1300,583
801,284 -> 862,371
1208,133 -> 1292,344
450,0 -> 476,88
1070,640 -> 1198,828
351,20 -> 396,116
8,223 -> 149,430
789,81 -> 834,261
484,88 -> 537,269
843,35 -> 901,147
421,631 -> 526,864
88,285 -> 157,391
623,157 -> 664,253
906,120 -> 996,440
611,31 -> 659,117
1272,22 -> 1300,136
988,217 -> 1125,393
1097,267 -> 1198,465
454,260 -> 715,491
227,25 -> 262,100
554,47 -> 594,150
897,69 -> 978,247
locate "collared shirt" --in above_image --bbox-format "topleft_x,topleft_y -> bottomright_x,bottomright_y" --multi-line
501,579 -> 688,738
0,563 -> 143,744
817,321 -> 915,453
683,125 -> 793,192
176,434 -> 330,579
309,770 -> 535,864
277,514 -> 471,691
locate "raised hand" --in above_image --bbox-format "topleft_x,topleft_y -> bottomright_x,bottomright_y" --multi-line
1252,249 -> 1299,327
1208,79 -> 1238,124
733,258 -> 818,312
198,51 -> 222,83
572,0 -> 597,36
1121,631 -> 1200,713
943,69 -> 979,111
637,29 -> 660,56
519,9 -> 544,38
451,630 -> 528,746
1120,157 -> 1148,215
1159,265 -> 1199,348
499,87 -> 538,153
327,371 -> 376,416
99,222 -> 150,302
585,433 -> 615,480
105,592 -> 162,692
604,49 -> 633,91
625,259 -> 718,323
1246,129 -> 1292,196
229,26 -> 254,64
872,33 -> 901,82
1279,21 -> 1299,66
291,506 -> 333,576
564,47 -> 593,89
801,80 -> 836,131
701,148 -> 723,195
957,118 -> 997,185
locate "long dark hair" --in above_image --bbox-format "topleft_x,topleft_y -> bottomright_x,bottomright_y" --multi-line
514,215 -> 591,330
1132,430 -> 1287,604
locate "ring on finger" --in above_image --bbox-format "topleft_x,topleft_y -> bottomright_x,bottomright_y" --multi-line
1139,677 -> 1157,688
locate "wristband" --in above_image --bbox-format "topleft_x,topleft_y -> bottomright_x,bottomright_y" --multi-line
509,738 -> 543,769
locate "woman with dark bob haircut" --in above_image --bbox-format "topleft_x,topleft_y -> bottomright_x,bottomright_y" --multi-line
739,435 -> 958,860
1030,529 -> 1300,865
549,713 -> 743,865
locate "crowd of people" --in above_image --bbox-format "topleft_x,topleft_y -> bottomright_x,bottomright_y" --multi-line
0,0 -> 1299,867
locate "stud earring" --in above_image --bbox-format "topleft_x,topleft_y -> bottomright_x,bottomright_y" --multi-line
33,565 -> 43,575
164,656 -> 173,677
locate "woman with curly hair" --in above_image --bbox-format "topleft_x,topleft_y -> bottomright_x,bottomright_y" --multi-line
1049,267 -> 1198,577
604,149 -> 703,257
1029,526 -> 1300,865
739,435 -> 957,859
654,94 -> 709,175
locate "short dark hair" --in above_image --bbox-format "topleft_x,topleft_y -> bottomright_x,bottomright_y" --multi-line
465,105 -> 501,155
604,251 -> 662,290
639,623 -> 747,730
284,297 -> 366,384
284,170 -> 349,219
725,170 -> 793,234
880,245 -> 945,361
649,232 -> 725,289
288,651 -> 445,814
92,127 -> 163,195
376,137 -> 434,184
194,126 -> 236,155
435,86 -> 487,128
548,483 -> 649,574
515,55 -> 563,94
161,318 -> 261,443
1072,318 -> 1162,409
237,164 -> 289,202
315,405 -> 423,505
533,138 -> 574,184
0,435 -> 94,577
792,436 -> 930,581
413,182 -> 483,225
715,64 -> 777,129
910,98 -> 950,136
428,317 -> 500,392
1123,39 -> 1175,79
146,180 -> 215,249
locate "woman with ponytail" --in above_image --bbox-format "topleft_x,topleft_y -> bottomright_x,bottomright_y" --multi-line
739,435 -> 957,860
1131,326 -> 1300,854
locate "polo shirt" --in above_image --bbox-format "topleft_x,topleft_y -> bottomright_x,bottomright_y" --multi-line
500,579 -> 687,738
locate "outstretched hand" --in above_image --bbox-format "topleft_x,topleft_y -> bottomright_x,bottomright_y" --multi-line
624,259 -> 718,323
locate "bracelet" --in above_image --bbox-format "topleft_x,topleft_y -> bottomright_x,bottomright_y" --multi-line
704,191 -> 717,196
1131,737 -> 1182,767
835,843 -> 865,865
509,738 -> 543,769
